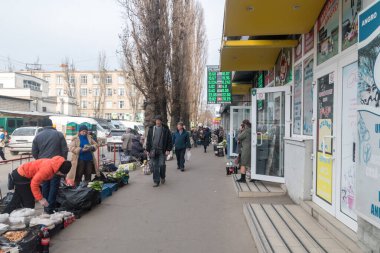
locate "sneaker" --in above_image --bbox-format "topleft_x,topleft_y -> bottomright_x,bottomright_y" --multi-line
181,168 -> 185,172
161,178 -> 166,184
153,182 -> 160,187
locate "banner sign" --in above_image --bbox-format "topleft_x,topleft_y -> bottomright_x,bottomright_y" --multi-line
293,64 -> 302,135
317,0 -> 339,65
303,56 -> 314,136
275,48 -> 292,86
295,36 -> 303,62
207,65 -> 232,104
357,0 -> 380,229
304,28 -> 315,54
342,0 -> 362,51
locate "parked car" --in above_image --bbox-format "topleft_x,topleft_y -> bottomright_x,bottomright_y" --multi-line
119,121 -> 145,136
8,127 -> 43,155
106,129 -> 139,152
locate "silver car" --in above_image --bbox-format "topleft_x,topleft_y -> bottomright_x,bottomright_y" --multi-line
8,127 -> 43,155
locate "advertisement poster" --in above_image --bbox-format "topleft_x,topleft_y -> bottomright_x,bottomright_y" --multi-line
317,73 -> 334,204
275,48 -> 293,86
303,56 -> 314,136
317,0 -> 339,65
317,152 -> 333,204
341,62 -> 358,220
304,28 -> 315,54
265,68 -> 274,86
295,36 -> 303,62
357,1 -> 380,228
293,64 -> 302,135
342,0 -> 362,51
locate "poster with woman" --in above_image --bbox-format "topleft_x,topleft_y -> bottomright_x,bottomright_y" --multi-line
342,0 -> 362,51
275,48 -> 292,86
317,0 -> 339,65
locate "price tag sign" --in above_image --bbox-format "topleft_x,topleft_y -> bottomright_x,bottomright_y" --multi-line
207,65 -> 232,104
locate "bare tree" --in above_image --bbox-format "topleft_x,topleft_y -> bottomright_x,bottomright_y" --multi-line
94,52 -> 108,118
119,0 -> 171,127
121,68 -> 142,121
6,56 -> 14,72
61,58 -> 77,114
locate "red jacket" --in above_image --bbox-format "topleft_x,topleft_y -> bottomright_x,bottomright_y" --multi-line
17,156 -> 64,201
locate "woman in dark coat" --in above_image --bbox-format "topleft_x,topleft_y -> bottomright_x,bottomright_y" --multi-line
236,120 -> 251,183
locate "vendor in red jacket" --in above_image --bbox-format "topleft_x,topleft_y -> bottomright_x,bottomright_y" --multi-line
3,156 -> 72,214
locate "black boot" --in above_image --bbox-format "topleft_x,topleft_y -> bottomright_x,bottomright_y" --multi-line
236,174 -> 246,183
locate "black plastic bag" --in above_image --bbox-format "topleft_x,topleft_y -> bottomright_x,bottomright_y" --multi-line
56,186 -> 98,211
1,227 -> 40,253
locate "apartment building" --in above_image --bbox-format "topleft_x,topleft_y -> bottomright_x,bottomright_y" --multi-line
21,70 -> 144,121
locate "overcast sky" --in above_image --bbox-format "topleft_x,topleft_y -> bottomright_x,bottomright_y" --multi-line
0,0 -> 225,71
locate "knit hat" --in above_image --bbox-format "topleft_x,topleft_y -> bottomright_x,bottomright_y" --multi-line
79,125 -> 88,132
59,161 -> 72,174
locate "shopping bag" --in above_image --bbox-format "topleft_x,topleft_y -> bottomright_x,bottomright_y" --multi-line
185,150 -> 192,161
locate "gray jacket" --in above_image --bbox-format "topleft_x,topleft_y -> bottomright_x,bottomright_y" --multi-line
32,127 -> 68,159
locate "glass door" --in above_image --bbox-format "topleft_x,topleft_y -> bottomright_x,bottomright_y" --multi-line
229,106 -> 251,157
251,86 -> 291,183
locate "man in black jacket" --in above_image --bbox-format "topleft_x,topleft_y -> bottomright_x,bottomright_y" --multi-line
32,118 -> 68,213
146,115 -> 173,187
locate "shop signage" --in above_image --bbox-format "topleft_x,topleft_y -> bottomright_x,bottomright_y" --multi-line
257,72 -> 264,110
265,68 -> 274,86
207,65 -> 232,104
357,0 -> 380,229
342,0 -> 362,51
316,73 -> 334,204
275,48 -> 292,86
303,56 -> 314,136
295,36 -> 303,62
317,0 -> 339,65
304,28 -> 315,54
293,64 -> 302,135
341,62 -> 358,220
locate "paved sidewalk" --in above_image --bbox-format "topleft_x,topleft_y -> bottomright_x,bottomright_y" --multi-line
50,148 -> 257,253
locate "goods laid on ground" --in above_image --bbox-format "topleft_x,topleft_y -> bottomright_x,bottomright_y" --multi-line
3,231 -> 27,243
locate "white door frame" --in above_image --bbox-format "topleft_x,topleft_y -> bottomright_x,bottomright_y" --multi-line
229,106 -> 251,157
312,62 -> 338,216
251,85 -> 291,183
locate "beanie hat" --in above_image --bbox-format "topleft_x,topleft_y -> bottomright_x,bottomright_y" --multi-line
42,118 -> 53,127
79,125 -> 88,132
59,161 -> 72,174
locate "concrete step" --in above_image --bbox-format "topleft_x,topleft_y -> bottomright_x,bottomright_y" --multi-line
300,201 -> 364,253
244,203 -> 362,253
232,174 -> 286,198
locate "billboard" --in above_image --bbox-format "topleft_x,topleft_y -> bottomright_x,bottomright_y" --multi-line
207,65 -> 232,104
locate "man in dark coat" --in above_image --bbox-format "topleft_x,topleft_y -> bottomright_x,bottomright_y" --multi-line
172,122 -> 191,171
146,115 -> 173,187
32,118 -> 68,213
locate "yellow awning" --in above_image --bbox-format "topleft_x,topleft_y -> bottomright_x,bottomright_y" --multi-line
232,83 -> 252,95
220,40 -> 298,72
223,0 -> 325,36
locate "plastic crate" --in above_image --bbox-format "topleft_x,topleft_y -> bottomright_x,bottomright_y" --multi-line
104,183 -> 118,192
100,186 -> 112,200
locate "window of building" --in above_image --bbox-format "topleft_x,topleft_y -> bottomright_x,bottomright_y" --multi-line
118,100 -> 125,109
56,88 -> 63,96
69,88 -> 75,97
106,75 -> 112,84
118,87 -> 125,96
106,101 -> 113,109
81,100 -> 87,109
93,75 -> 100,85
42,107 -> 47,112
105,113 -> 112,119
80,75 -> 87,84
69,75 -> 75,85
93,88 -> 100,97
94,101 -> 100,109
118,75 -> 125,84
80,88 -> 87,97
23,80 -> 41,91
43,75 -> 51,83
106,88 -> 112,97
117,113 -> 124,119
57,75 -> 63,85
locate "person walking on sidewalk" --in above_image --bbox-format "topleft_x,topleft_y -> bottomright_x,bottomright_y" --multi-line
146,115 -> 173,187
67,125 -> 100,186
201,127 -> 211,153
0,127 -> 7,161
236,120 -> 251,183
3,156 -> 72,214
173,122 -> 191,172
121,128 -> 134,155
32,118 -> 68,214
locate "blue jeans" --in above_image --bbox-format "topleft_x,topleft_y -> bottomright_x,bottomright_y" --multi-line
42,175 -> 61,213
175,148 -> 186,169
152,151 -> 166,184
